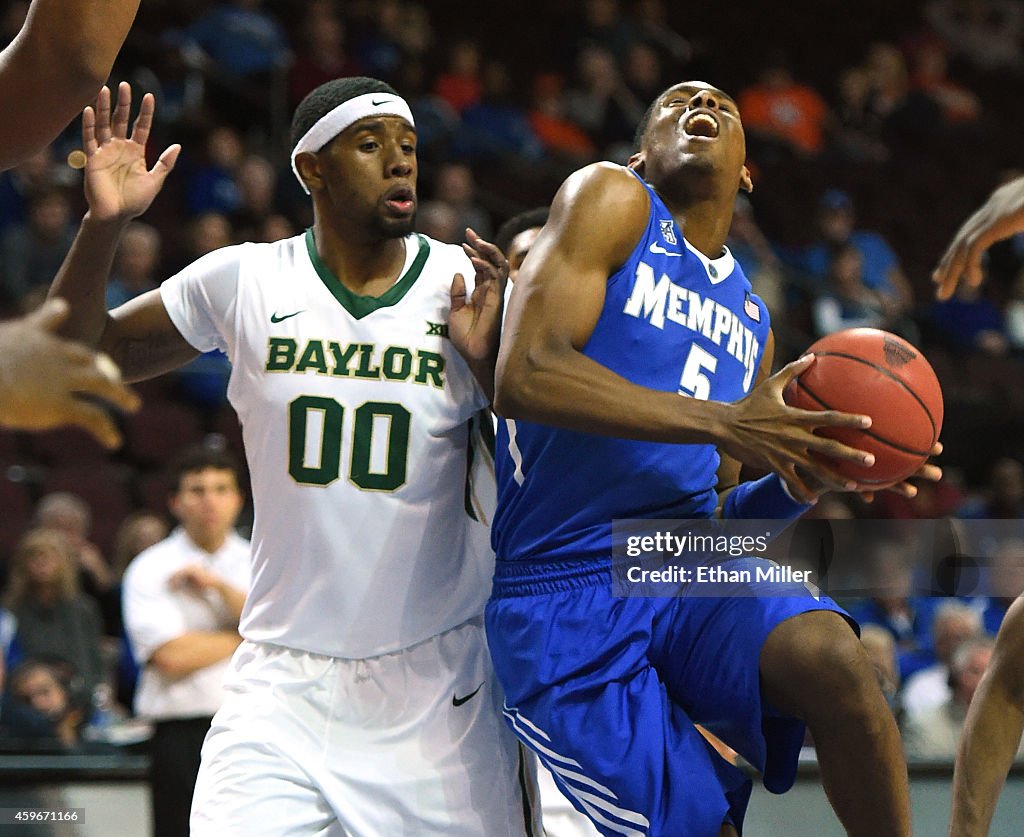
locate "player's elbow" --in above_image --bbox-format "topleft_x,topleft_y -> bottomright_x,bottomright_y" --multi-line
58,58 -> 112,112
22,28 -> 111,105
493,342 -> 557,419
492,377 -> 523,418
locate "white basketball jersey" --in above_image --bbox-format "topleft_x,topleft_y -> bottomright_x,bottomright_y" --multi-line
161,231 -> 494,658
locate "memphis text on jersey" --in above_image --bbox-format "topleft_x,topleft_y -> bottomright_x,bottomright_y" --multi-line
264,337 -> 446,387
622,262 -> 760,391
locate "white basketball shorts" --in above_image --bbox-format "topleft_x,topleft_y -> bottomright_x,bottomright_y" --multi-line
191,615 -> 540,836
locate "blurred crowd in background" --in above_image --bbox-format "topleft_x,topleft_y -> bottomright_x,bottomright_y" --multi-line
0,0 -> 1023,763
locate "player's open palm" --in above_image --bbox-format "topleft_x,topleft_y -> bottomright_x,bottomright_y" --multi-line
449,228 -> 507,363
83,82 -> 181,224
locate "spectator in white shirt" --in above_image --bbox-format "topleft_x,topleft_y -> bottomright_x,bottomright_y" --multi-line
122,445 -> 249,837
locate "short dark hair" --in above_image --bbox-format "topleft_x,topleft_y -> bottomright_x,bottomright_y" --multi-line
170,444 -> 242,494
290,77 -> 400,151
495,207 -> 550,255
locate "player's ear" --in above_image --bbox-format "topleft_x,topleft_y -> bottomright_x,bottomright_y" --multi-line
295,151 -> 322,192
740,164 -> 753,194
628,150 -> 645,177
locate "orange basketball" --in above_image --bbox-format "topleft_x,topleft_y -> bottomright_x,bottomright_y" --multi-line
783,328 -> 943,488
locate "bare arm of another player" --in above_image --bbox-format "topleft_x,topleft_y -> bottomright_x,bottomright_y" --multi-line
148,631 -> 243,680
48,84 -> 196,381
0,298 -> 140,446
0,0 -> 141,170
496,162 -> 874,496
949,595 -> 1024,837
933,176 -> 1024,300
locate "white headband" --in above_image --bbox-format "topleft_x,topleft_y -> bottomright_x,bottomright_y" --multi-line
290,92 -> 415,193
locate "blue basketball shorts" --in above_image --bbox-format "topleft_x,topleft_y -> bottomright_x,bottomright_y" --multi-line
486,556 -> 854,837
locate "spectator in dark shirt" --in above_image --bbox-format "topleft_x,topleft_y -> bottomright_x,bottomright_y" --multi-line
3,528 -> 105,706
184,0 -> 288,81
8,658 -> 85,748
0,187 -> 75,309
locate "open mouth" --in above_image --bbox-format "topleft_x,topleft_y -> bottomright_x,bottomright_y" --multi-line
384,187 -> 415,214
683,112 -> 720,139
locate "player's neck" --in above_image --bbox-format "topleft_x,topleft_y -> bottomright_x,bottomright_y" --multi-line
649,171 -> 735,258
311,220 -> 408,296
671,200 -> 733,260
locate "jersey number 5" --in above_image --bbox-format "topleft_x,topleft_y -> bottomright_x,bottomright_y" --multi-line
678,344 -> 717,400
288,395 -> 410,490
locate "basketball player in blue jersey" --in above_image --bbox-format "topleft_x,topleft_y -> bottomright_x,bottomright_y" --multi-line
487,81 -> 925,836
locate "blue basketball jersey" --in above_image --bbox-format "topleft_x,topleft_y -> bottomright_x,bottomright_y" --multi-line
494,169 -> 771,563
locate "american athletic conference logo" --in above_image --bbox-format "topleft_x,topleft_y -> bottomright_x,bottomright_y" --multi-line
659,220 -> 677,245
883,337 -> 916,367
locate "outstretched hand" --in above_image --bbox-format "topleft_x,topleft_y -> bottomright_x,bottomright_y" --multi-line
0,299 -> 140,447
718,354 -> 876,502
932,176 -> 1024,300
449,228 -> 508,400
82,82 -> 181,224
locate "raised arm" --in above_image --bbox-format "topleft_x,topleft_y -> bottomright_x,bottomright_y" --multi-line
949,595 -> 1024,836
496,162 -> 875,497
48,83 -> 197,382
0,0 -> 141,170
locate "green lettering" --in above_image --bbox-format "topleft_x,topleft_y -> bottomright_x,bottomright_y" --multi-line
266,337 -> 297,372
353,344 -> 381,379
288,396 -> 343,485
295,340 -> 329,374
415,350 -> 445,387
328,342 -> 359,377
350,402 -> 410,491
382,346 -> 413,381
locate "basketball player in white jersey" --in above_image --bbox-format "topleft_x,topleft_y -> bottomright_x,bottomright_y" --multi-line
48,78 -> 538,836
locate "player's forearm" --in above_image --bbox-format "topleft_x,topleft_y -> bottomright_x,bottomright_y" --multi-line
48,214 -> 128,348
148,630 -> 242,680
0,0 -> 140,170
495,338 -> 729,443
24,0 -> 139,82
949,676 -> 1024,836
465,353 -> 497,404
